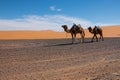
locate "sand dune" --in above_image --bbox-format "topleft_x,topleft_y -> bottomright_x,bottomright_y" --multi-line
85,25 -> 120,38
0,25 -> 119,39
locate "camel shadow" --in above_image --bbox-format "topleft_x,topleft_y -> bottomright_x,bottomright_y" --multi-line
44,42 -> 80,47
53,43 -> 73,46
84,41 -> 93,43
44,43 -> 72,47
44,41 -> 92,47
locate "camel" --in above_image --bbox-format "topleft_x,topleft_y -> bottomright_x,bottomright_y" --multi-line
88,26 -> 104,42
62,24 -> 85,44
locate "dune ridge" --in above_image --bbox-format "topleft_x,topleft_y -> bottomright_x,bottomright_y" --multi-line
0,25 -> 120,39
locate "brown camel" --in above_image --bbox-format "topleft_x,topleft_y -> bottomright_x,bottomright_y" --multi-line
62,24 -> 85,44
88,26 -> 104,42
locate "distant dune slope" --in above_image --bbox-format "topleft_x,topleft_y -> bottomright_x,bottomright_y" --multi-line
85,25 -> 120,38
0,25 -> 120,39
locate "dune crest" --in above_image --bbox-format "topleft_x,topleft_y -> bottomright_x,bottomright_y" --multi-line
0,25 -> 120,39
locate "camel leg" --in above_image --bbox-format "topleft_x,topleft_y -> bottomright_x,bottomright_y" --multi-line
83,31 -> 85,43
100,34 -> 104,41
81,36 -> 83,43
74,34 -> 76,42
101,35 -> 104,41
91,35 -> 95,42
83,35 -> 85,43
80,34 -> 84,43
101,36 -> 104,41
71,33 -> 74,44
95,35 -> 98,42
99,35 -> 102,41
82,36 -> 84,43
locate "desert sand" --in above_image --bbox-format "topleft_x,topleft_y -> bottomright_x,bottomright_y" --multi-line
0,38 -> 120,80
0,25 -> 120,80
0,25 -> 120,39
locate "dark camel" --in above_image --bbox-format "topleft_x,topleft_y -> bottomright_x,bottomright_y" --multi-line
88,26 -> 104,42
62,24 -> 85,44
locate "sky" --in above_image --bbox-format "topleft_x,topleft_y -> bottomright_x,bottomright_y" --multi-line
0,0 -> 120,31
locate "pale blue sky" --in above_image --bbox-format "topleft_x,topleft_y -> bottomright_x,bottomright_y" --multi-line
0,0 -> 120,31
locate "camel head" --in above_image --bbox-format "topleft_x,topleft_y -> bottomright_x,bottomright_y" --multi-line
61,25 -> 69,33
61,25 -> 67,30
88,27 -> 93,33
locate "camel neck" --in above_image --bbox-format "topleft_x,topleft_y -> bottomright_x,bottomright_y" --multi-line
64,28 -> 70,33
89,29 -> 93,33
90,31 -> 94,33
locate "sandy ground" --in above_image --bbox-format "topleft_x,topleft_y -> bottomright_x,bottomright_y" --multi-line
0,26 -> 120,39
0,37 -> 120,80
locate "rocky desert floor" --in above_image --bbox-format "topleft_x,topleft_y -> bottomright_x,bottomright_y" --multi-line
0,38 -> 120,80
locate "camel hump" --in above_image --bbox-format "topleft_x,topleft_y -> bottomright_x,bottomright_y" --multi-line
77,24 -> 81,27
97,26 -> 101,29
95,25 -> 101,28
94,25 -> 102,30
62,25 -> 67,27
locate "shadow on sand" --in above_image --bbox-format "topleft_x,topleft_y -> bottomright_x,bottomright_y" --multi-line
44,43 -> 74,47
44,41 -> 92,47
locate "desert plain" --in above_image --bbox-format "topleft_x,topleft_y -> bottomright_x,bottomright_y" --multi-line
0,26 -> 120,80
